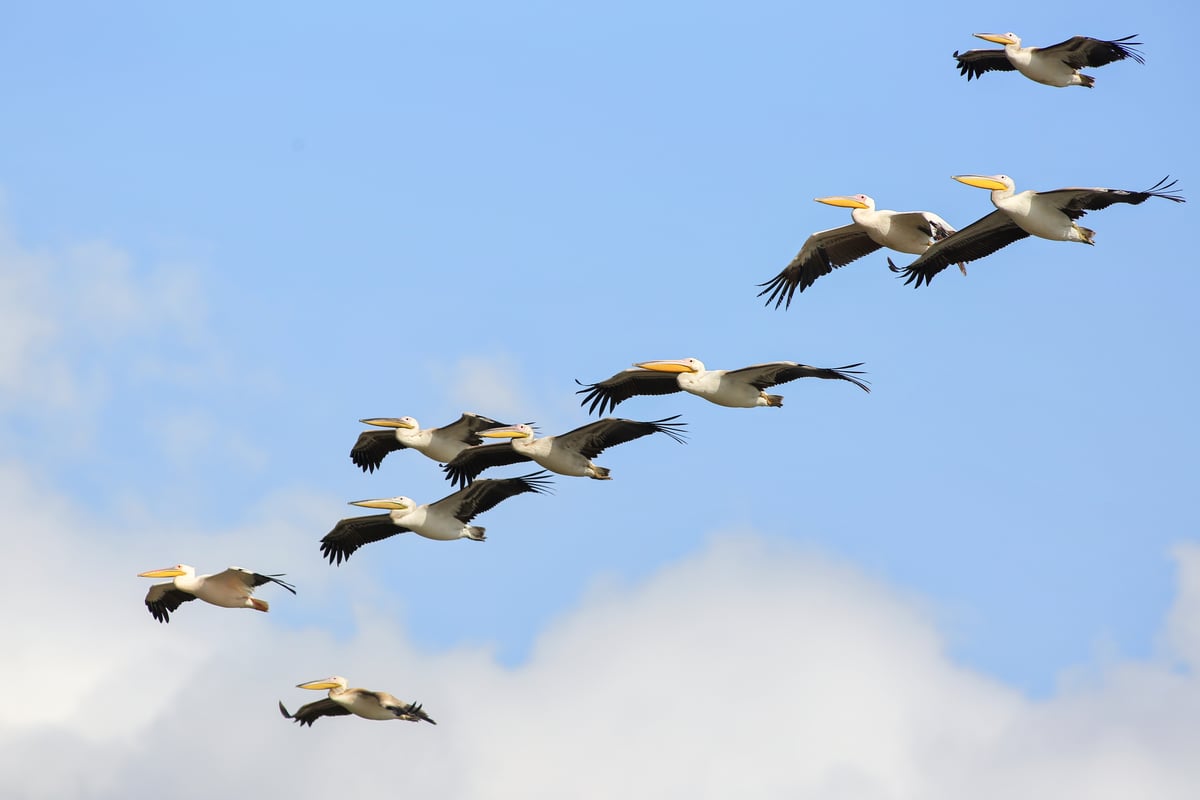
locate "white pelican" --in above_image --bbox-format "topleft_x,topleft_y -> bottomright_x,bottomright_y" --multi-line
577,359 -> 869,416
889,175 -> 1185,287
442,416 -> 688,487
954,33 -> 1144,87
320,471 -> 553,564
350,412 -> 507,472
138,564 -> 296,623
280,676 -> 436,727
758,195 -> 960,309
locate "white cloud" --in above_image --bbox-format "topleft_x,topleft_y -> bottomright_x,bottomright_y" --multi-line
2,460 -> 1199,800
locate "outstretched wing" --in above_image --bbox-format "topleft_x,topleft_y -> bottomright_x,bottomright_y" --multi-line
320,514 -> 408,566
556,416 -> 688,460
350,429 -> 405,473
279,699 -> 353,727
724,362 -> 871,393
437,412 -> 509,445
442,442 -> 532,488
575,370 -> 683,416
953,48 -> 1016,80
211,567 -> 297,595
1038,176 -> 1185,219
1038,35 -> 1144,69
144,583 -> 197,623
757,223 -> 880,309
889,210 -> 1029,287
434,471 -> 554,523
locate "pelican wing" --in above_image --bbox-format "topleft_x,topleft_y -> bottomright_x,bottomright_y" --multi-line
350,429 -> 406,473
953,48 -> 1017,80
757,223 -> 881,309
575,369 -> 684,416
210,567 -> 297,595
389,701 -> 437,724
725,362 -> 871,393
279,699 -> 353,727
433,471 -> 554,523
1038,35 -> 1145,68
892,211 -> 957,242
890,210 -> 1029,287
443,442 -> 532,488
555,416 -> 688,460
438,412 -> 509,445
1036,176 -> 1185,219
320,513 -> 410,566
144,583 -> 197,623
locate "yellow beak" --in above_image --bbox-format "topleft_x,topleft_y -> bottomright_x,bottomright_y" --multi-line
974,33 -> 1016,46
814,195 -> 869,210
138,567 -> 186,579
359,418 -> 415,430
953,174 -> 1009,192
349,498 -> 410,510
634,360 -> 697,374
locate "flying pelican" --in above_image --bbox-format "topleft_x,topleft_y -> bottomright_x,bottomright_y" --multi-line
138,564 -> 296,623
350,412 -> 508,472
577,359 -> 869,416
320,471 -> 553,564
758,195 -> 961,309
889,175 -> 1185,287
442,416 -> 688,487
954,33 -> 1144,87
279,676 -> 436,726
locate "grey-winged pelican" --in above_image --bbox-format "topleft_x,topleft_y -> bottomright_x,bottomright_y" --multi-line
279,676 -> 436,726
954,33 -> 1143,87
758,194 -> 960,309
320,471 -> 553,564
889,175 -> 1185,287
577,359 -> 869,416
442,416 -> 688,487
350,412 -> 508,472
138,565 -> 296,623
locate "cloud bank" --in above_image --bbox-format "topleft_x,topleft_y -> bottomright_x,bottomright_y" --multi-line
2,460 -> 1198,799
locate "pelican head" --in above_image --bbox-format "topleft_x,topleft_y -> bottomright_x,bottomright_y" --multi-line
138,564 -> 194,579
974,32 -> 1020,47
953,174 -> 1014,192
478,423 -> 536,440
815,194 -> 873,210
360,416 -> 417,430
298,675 -> 349,691
634,358 -> 705,374
349,496 -> 414,511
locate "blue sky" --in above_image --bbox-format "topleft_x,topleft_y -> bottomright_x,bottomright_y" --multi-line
2,2 -> 1198,797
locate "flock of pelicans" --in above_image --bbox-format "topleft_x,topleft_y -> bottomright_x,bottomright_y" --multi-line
138,31 -> 1185,730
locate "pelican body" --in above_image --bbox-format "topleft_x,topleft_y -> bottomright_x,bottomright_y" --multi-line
890,175 -> 1185,286
138,564 -> 296,623
954,33 -> 1144,87
320,471 -> 553,564
758,195 -> 959,308
280,676 -> 436,726
577,359 -> 869,416
443,417 -> 688,487
350,412 -> 507,473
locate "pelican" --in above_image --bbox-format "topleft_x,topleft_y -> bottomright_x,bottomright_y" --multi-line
889,175 -> 1185,287
350,412 -> 508,472
320,471 -> 553,564
138,564 -> 296,623
758,195 -> 961,309
577,359 -> 869,416
442,416 -> 688,487
954,33 -> 1144,87
279,676 -> 436,726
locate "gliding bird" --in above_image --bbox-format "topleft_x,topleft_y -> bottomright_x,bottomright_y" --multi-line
320,471 -> 553,564
280,675 -> 436,726
443,416 -> 688,487
889,175 -> 1185,287
350,412 -> 508,472
138,564 -> 296,623
758,194 -> 960,309
954,33 -> 1144,88
577,359 -> 869,416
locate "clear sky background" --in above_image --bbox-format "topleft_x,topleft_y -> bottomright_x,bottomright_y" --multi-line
2,2 -> 1198,797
